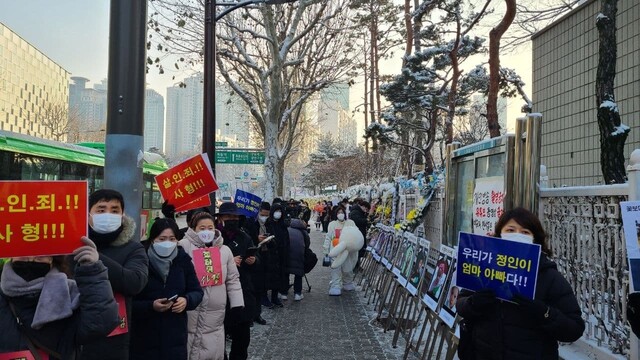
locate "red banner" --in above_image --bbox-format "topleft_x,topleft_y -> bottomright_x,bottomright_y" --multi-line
192,247 -> 223,287
155,154 -> 218,210
0,181 -> 87,258
175,195 -> 212,213
0,350 -> 48,360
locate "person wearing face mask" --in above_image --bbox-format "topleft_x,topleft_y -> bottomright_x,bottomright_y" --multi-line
215,202 -> 257,360
242,201 -> 275,322
130,218 -> 203,360
323,206 -> 357,296
78,189 -> 149,360
456,207 -> 584,360
266,202 -> 290,305
178,212 -> 243,360
0,238 -> 119,359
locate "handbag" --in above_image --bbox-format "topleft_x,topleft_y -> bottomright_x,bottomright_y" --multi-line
304,248 -> 318,273
322,255 -> 332,267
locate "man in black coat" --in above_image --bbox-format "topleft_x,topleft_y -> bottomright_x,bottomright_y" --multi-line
266,203 -> 290,304
78,189 -> 149,360
350,200 -> 371,259
217,202 -> 257,360
242,201 -> 271,324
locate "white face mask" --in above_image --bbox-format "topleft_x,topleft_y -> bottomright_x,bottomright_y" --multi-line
153,241 -> 177,257
501,232 -> 534,244
337,213 -> 345,221
273,211 -> 282,220
91,213 -> 122,234
258,215 -> 269,224
197,230 -> 215,244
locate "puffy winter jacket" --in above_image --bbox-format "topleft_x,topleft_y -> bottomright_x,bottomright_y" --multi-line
0,261 -> 119,359
129,247 -> 204,360
287,219 -> 309,277
79,215 -> 149,360
179,229 -> 243,360
456,254 -> 585,360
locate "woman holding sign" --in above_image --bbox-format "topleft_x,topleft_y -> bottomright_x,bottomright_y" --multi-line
130,218 -> 204,360
0,238 -> 119,359
179,212 -> 244,360
456,207 -> 584,360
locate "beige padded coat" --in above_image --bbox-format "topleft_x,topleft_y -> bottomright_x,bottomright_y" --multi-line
179,228 -> 244,360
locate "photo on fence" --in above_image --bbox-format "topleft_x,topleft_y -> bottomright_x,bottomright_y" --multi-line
393,235 -> 409,272
438,258 -> 458,328
400,237 -> 416,281
367,228 -> 381,251
406,237 -> 430,296
422,245 -> 456,311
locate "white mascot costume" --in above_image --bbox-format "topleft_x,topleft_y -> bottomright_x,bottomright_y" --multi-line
325,224 -> 364,295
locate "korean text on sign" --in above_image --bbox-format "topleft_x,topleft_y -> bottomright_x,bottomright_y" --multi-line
155,153 -> 219,209
456,232 -> 541,301
234,189 -> 262,218
0,181 -> 88,257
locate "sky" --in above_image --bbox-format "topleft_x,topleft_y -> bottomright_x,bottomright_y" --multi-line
0,0 -> 532,138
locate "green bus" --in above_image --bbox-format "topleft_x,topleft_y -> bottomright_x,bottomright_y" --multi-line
0,130 -> 168,231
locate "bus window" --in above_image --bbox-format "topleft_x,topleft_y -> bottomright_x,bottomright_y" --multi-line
20,155 -> 59,180
61,162 -> 89,180
0,151 -> 22,180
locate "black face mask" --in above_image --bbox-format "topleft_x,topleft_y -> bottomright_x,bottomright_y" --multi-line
224,220 -> 240,230
11,261 -> 52,282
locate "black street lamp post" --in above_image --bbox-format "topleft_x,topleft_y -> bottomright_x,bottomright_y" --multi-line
202,0 -> 295,211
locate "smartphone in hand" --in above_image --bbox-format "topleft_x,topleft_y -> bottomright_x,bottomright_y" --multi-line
164,294 -> 179,304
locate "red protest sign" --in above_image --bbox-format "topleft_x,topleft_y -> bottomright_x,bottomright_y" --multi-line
0,181 -> 88,258
192,247 -> 223,287
175,195 -> 212,213
155,154 -> 219,209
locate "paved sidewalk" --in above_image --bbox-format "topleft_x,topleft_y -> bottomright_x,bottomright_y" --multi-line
245,229 -> 405,360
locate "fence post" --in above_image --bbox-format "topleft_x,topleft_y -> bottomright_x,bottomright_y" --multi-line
513,117 -> 527,208
523,113 -> 542,216
627,149 -> 640,360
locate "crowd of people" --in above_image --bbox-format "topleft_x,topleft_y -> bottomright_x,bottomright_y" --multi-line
3,187 -> 640,360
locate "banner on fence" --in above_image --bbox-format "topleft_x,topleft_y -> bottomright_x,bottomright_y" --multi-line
0,181 -> 88,257
620,201 -> 640,291
155,153 -> 218,209
234,189 -> 262,218
406,237 -> 431,296
472,176 -> 505,235
422,244 -> 456,311
456,232 -> 541,301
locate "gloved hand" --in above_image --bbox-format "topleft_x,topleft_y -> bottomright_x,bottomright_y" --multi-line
228,306 -> 244,319
73,237 -> 100,265
161,200 -> 176,219
628,292 -> 640,336
513,293 -> 551,323
469,288 -> 498,312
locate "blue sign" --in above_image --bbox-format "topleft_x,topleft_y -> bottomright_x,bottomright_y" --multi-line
234,189 -> 262,218
456,232 -> 541,301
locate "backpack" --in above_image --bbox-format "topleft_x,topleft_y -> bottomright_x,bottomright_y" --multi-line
304,247 -> 318,273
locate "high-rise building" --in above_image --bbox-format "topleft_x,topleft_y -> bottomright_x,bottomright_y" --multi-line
68,77 -> 107,131
0,23 -> 69,139
143,88 -> 165,152
215,82 -> 250,147
317,83 -> 355,149
165,73 -> 204,160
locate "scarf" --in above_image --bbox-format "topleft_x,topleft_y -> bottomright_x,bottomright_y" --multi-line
148,245 -> 178,282
89,225 -> 124,247
1,263 -> 80,329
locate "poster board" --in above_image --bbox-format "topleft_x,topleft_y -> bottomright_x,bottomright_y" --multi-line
621,201 -> 640,291
422,244 -> 456,311
406,236 -> 430,296
438,256 -> 459,327
472,176 -> 505,235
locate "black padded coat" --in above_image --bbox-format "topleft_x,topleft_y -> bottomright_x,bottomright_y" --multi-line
456,254 -> 585,360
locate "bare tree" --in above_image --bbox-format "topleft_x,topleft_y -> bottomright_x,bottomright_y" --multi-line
487,0 -> 516,138
149,1 -> 360,200
37,103 -> 72,142
596,0 -> 627,184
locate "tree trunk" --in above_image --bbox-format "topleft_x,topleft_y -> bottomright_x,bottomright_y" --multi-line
276,158 -> 285,197
403,0 -> 413,65
487,0 -> 516,138
364,32 -> 369,154
596,0 -> 627,184
446,46 -> 460,144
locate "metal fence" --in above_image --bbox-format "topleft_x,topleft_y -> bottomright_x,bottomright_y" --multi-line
540,184 -> 630,355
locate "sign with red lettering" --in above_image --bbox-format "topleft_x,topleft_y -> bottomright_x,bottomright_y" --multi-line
175,195 -> 212,213
472,177 -> 505,235
192,247 -> 223,287
107,293 -> 129,337
156,154 -> 218,210
0,181 -> 87,258
0,349 -> 49,360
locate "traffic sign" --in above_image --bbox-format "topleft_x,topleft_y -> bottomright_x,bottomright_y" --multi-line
215,141 -> 228,147
216,149 -> 265,164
